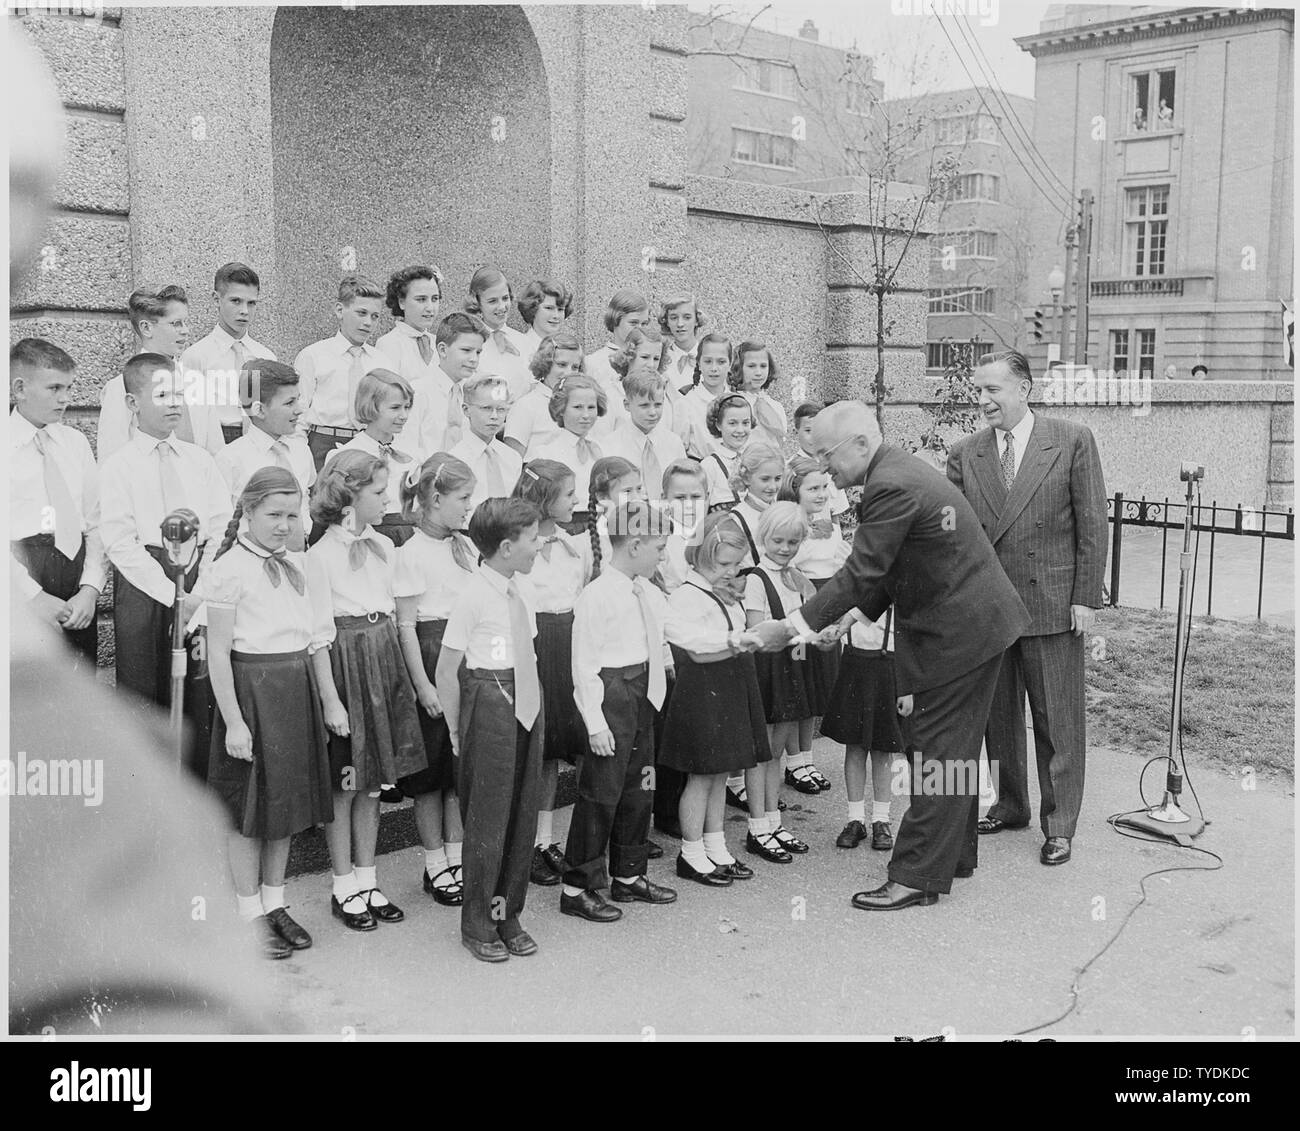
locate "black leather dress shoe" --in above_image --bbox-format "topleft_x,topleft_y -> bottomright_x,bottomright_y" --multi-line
654,815 -> 684,840
771,826 -> 810,854
675,853 -> 732,886
423,866 -> 465,905
954,864 -> 975,878
1041,836 -> 1072,865
712,859 -> 753,880
871,820 -> 894,851
784,767 -> 821,795
360,889 -> 404,923
379,785 -> 404,804
265,906 -> 312,950
540,843 -> 567,875
725,785 -> 748,811
978,816 -> 1028,834
745,831 -> 792,864
530,846 -> 562,886
611,876 -> 678,904
500,930 -> 538,956
560,888 -> 623,922
462,936 -> 510,963
850,881 -> 939,911
646,838 -> 665,860
836,819 -> 867,849
331,894 -> 376,932
257,915 -> 293,959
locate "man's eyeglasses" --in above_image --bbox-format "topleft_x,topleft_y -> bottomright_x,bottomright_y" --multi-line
816,433 -> 862,469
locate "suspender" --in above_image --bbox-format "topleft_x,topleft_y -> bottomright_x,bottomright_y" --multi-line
739,565 -> 786,621
727,508 -> 759,563
685,581 -> 735,631
710,454 -> 740,505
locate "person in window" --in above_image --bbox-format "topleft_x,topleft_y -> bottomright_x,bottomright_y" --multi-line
1157,99 -> 1173,129
1133,106 -> 1146,132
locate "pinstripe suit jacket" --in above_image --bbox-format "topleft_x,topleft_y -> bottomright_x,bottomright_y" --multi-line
946,414 -> 1108,637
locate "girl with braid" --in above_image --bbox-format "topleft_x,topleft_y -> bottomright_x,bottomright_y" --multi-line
585,456 -> 640,579
200,466 -> 334,960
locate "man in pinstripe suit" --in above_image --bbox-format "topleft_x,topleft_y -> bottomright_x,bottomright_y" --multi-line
946,350 -> 1108,866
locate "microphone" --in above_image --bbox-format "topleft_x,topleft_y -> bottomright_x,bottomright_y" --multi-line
160,509 -> 201,576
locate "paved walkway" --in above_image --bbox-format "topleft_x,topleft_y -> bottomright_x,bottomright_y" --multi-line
263,739 -> 1294,1037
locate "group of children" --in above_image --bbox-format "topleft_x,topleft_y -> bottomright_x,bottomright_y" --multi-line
10,260 -> 908,965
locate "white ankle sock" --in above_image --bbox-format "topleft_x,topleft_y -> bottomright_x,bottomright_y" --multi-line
872,801 -> 892,824
614,875 -> 639,886
847,799 -> 866,823
766,810 -> 782,833
562,884 -> 585,898
536,810 -> 554,848
236,893 -> 263,922
681,838 -> 714,872
260,884 -> 285,914
425,847 -> 448,878
727,775 -> 745,792
446,841 -> 463,868
702,831 -> 735,866
355,865 -> 388,905
747,816 -> 768,836
793,750 -> 813,768
332,871 -> 360,901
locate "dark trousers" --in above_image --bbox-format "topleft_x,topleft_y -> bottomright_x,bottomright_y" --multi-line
111,550 -> 214,781
652,673 -> 684,828
220,422 -> 243,445
307,427 -> 356,473
564,665 -> 655,889
11,534 -> 97,664
888,651 -> 1003,895
984,631 -> 1086,838
457,670 -> 542,943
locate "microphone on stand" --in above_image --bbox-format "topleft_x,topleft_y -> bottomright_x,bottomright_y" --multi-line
160,509 -> 201,768
161,509 -> 201,575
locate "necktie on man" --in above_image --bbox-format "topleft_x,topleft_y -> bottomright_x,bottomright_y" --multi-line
345,345 -> 367,427
445,384 -> 465,448
492,330 -> 520,357
633,578 -> 667,710
641,436 -> 662,500
33,429 -> 81,559
157,439 -> 184,517
270,439 -> 293,471
416,333 -> 434,366
507,579 -> 541,727
1001,430 -> 1016,488
484,446 -> 506,496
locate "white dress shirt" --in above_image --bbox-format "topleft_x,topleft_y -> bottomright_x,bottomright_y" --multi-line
848,608 -> 895,652
533,429 -> 603,494
504,380 -> 560,457
99,431 -> 233,606
328,430 -> 418,515
997,409 -> 1036,478
375,320 -> 443,392
9,410 -> 108,598
97,367 -> 225,463
792,526 -> 849,580
600,418 -> 687,499
214,426 -> 316,536
180,324 -> 276,427
198,536 -> 315,654
743,556 -> 809,626
478,324 -> 533,401
294,332 -> 389,430
676,383 -> 725,460
585,345 -> 627,440
745,389 -> 788,449
659,532 -> 691,593
725,494 -> 769,566
664,569 -> 750,651
448,432 -> 525,511
305,522 -> 398,651
663,340 -> 698,384
442,564 -> 537,671
394,528 -> 480,620
517,529 -> 590,613
704,443 -> 741,508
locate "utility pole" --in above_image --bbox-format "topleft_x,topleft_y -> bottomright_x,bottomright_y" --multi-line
1073,189 -> 1094,365
1059,218 -> 1078,363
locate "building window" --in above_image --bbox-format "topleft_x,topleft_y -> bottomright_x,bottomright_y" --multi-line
731,127 -> 796,169
927,339 -> 992,371
933,113 -> 1000,145
1111,329 -> 1130,374
843,146 -> 872,175
1131,67 -> 1176,131
1137,328 -> 1156,376
927,287 -> 996,314
734,58 -> 797,100
1125,186 -> 1169,276
941,172 -> 1000,202
933,229 -> 997,259
844,78 -> 875,115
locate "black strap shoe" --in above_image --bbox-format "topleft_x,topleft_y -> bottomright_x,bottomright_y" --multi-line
331,893 -> 376,932
850,881 -> 939,911
530,846 -> 562,886
745,831 -> 792,864
675,853 -> 733,886
611,875 -> 678,904
359,888 -> 405,923
725,785 -> 748,811
711,859 -> 754,880
784,767 -> 821,795
871,820 -> 894,851
265,906 -> 312,950
560,888 -> 623,922
836,819 -> 868,849
423,866 -> 465,905
771,825 -> 810,854
256,915 -> 293,959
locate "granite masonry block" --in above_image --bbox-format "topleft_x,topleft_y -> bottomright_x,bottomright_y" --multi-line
9,315 -> 134,409
54,113 -> 130,215
648,188 -> 689,264
649,3 -> 691,54
1269,444 -> 1293,484
650,47 -> 689,121
11,215 -> 131,313
824,229 -> 932,293
821,348 -> 928,405
826,289 -> 929,349
648,116 -> 688,190
21,12 -> 125,113
1271,403 -> 1295,441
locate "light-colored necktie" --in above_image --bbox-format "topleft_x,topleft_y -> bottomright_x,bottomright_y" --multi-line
415,333 -> 434,366
231,338 -> 249,368
576,437 -> 596,464
33,429 -> 81,559
380,442 -> 413,465
157,440 -> 183,516
484,446 -> 506,496
493,330 -> 519,357
539,533 -> 579,563
642,436 -> 662,499
754,394 -> 783,441
507,579 -> 541,727
633,578 -> 667,710
270,438 -> 293,471
1001,431 -> 1016,488
445,383 -> 465,448
345,345 -> 367,427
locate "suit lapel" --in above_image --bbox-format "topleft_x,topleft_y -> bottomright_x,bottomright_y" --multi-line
971,427 -> 1009,513
990,417 -> 1061,544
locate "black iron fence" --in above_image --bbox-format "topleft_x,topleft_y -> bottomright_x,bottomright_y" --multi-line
1106,493 -> 1294,619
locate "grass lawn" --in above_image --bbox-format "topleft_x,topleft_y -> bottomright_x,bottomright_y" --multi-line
1087,605 -> 1295,782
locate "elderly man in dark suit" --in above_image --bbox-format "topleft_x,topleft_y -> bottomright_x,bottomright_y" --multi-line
946,350 -> 1108,867
755,401 -> 1029,909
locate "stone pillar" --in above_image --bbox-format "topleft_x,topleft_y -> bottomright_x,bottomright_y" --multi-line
1268,397 -> 1294,508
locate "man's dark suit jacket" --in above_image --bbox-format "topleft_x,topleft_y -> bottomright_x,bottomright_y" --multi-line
800,444 -> 1030,696
946,415 -> 1108,636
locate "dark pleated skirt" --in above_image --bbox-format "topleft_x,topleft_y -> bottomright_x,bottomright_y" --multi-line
536,610 -> 587,764
803,575 -> 842,715
396,619 -> 456,795
819,646 -> 905,753
753,645 -> 813,724
327,615 -> 427,791
208,650 -> 334,840
659,648 -> 771,774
